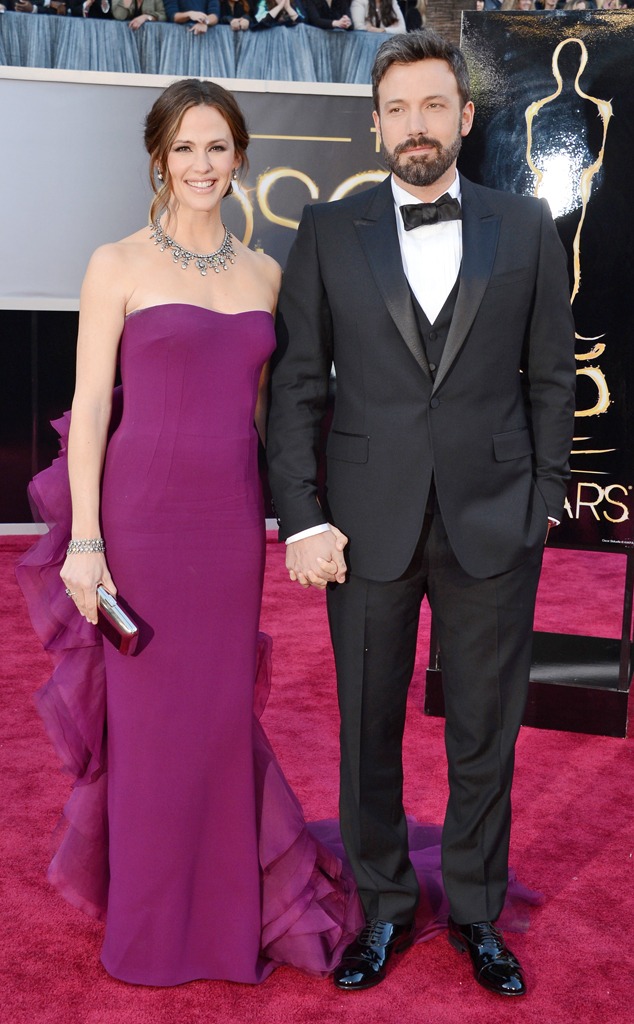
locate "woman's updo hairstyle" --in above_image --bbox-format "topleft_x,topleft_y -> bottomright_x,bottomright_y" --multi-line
144,79 -> 250,224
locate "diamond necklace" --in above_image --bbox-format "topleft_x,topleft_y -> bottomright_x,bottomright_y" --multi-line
150,221 -> 236,276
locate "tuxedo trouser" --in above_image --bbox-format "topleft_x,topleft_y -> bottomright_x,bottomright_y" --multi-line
326,511 -> 544,926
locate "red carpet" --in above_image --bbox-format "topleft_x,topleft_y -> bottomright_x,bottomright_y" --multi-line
1,536 -> 633,1024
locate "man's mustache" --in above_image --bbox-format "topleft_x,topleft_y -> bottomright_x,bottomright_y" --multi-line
394,135 -> 441,157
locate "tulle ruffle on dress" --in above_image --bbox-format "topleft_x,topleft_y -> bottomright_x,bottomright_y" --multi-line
16,397 -> 541,980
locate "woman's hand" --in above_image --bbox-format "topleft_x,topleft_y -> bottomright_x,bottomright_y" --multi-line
60,553 -> 116,625
282,0 -> 298,17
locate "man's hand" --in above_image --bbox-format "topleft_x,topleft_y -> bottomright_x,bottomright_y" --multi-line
286,525 -> 348,590
129,13 -> 153,26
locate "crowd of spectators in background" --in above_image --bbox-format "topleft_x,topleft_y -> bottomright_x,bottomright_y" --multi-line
0,0 -> 631,27
479,0 -> 633,9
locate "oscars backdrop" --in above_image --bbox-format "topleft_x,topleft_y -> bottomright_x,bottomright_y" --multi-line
0,72 -> 382,309
460,11 -> 634,553
2,39 -> 633,539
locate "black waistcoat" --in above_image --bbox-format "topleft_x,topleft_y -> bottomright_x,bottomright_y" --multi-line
408,274 -> 460,382
408,275 -> 460,512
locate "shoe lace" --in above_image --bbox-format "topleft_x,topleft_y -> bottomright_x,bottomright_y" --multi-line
358,919 -> 390,946
472,923 -> 519,967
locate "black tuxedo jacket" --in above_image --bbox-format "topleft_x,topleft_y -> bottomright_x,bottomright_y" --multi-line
267,175 -> 576,581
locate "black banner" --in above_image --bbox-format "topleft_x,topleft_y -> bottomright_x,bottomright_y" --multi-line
460,12 -> 634,552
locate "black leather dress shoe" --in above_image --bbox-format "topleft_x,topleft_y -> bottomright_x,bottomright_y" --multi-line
447,917 -> 526,997
333,918 -> 414,991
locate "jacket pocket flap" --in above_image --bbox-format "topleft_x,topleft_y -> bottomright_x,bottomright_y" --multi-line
493,427 -> 533,462
327,431 -> 369,464
487,267 -> 532,289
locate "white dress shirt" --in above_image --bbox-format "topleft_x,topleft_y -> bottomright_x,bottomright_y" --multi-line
392,173 -> 462,324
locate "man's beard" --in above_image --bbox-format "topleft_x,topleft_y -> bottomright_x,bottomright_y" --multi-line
382,128 -> 463,188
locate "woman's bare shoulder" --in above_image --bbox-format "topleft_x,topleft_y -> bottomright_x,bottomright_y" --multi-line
246,246 -> 282,289
81,227 -> 152,313
87,226 -> 152,274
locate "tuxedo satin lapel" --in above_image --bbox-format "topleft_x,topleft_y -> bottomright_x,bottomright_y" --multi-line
432,180 -> 500,394
354,182 -> 431,380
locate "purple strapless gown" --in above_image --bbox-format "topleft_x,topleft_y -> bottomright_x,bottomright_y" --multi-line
16,304 -> 541,987
98,304 -> 290,984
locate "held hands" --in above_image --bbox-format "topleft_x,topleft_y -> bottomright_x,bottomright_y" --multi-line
286,525 -> 348,590
60,553 -> 116,625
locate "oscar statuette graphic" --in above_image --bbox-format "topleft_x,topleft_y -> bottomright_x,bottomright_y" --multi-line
524,37 -> 624,533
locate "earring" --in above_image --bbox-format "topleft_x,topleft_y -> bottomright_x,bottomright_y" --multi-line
224,170 -> 238,199
156,168 -> 164,182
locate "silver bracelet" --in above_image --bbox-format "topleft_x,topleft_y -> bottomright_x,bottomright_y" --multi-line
67,538 -> 106,554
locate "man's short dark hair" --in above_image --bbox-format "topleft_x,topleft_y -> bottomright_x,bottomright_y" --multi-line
371,29 -> 472,113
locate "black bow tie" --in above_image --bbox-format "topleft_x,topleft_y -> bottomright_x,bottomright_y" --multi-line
400,193 -> 462,230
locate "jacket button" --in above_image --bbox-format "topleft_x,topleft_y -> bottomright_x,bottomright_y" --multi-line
429,362 -> 437,372
430,398 -> 440,409
429,331 -> 437,341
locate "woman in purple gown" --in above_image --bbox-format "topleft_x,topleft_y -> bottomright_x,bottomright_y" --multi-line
18,79 -> 359,986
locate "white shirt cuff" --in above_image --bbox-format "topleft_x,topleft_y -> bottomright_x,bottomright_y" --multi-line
285,523 -> 330,545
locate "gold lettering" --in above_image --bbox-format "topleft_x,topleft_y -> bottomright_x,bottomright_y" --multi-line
575,366 -> 610,417
575,332 -> 606,361
256,169 -> 319,231
603,484 -> 630,524
575,482 -> 604,520
230,184 -> 254,248
329,171 -> 388,202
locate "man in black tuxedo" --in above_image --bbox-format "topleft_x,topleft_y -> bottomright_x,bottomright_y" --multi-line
267,30 -> 575,997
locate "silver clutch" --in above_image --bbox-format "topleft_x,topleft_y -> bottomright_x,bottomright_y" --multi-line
97,585 -> 139,656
